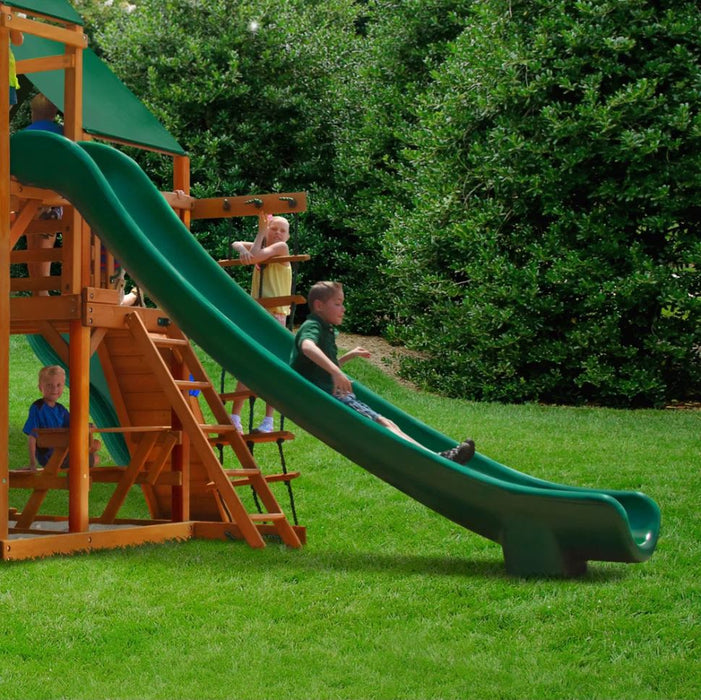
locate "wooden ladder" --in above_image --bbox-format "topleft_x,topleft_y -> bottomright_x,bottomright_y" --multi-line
126,312 -> 301,548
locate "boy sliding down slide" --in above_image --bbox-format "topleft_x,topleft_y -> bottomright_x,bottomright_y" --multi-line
290,281 -> 475,465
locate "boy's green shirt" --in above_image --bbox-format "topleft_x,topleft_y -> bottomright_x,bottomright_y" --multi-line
289,312 -> 339,395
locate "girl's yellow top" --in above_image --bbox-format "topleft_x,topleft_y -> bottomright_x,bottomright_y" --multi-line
251,261 -> 292,316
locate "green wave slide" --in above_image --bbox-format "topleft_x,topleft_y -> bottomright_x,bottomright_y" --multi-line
11,131 -> 660,577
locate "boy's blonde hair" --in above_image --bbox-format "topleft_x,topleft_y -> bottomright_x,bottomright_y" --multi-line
308,281 -> 343,308
38,365 -> 65,384
31,94 -> 58,123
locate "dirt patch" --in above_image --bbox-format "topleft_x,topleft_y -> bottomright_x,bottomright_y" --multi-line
337,332 -> 422,389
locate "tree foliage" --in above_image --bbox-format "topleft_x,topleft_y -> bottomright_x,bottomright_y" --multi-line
80,0 -> 699,406
386,0 -> 700,406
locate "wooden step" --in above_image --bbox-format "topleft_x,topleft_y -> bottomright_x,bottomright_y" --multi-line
243,430 -> 295,443
228,471 -> 301,488
257,295 -> 306,309
249,513 -> 287,522
220,389 -> 255,402
200,423 -> 240,433
149,335 -> 189,347
174,379 -> 210,391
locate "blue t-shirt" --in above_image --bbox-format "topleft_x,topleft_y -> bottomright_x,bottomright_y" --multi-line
24,120 -> 64,135
23,399 -> 70,467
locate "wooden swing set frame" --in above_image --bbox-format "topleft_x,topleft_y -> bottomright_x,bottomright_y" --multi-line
0,4 -> 307,560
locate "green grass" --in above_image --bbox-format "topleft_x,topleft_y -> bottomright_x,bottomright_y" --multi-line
2,334 -> 699,699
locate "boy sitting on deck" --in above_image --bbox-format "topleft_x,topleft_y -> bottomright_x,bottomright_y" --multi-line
21,365 -> 100,471
290,281 -> 476,464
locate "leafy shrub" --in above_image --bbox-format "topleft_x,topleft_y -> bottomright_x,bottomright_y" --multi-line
387,0 -> 700,406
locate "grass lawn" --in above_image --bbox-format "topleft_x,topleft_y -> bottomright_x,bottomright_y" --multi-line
1,335 -> 698,699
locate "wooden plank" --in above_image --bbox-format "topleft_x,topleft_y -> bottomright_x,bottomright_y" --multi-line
37,322 -> 69,365
98,431 -> 160,523
2,14 -> 87,49
11,248 -> 63,263
9,471 -> 71,490
192,192 -> 307,220
0,522 -> 194,561
10,295 -> 80,324
15,53 -> 73,75
257,295 -> 306,309
10,199 -> 41,248
83,287 -> 121,305
192,520 -> 307,545
10,181 -> 67,205
10,276 -> 61,293
218,254 -> 310,268
90,468 -> 182,486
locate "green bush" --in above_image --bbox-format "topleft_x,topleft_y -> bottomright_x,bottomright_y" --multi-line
387,0 -> 700,406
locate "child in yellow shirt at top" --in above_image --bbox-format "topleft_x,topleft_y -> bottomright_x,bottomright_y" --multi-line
8,27 -> 23,108
229,213 -> 292,433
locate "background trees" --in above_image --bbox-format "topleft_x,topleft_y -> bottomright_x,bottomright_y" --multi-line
76,0 -> 699,406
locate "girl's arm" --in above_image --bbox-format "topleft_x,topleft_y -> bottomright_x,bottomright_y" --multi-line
232,214 -> 289,264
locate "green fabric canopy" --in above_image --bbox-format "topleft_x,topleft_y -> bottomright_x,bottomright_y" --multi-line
9,0 -> 83,25
15,34 -> 186,156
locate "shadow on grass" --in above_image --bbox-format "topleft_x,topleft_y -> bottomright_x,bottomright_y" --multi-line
146,538 -> 633,582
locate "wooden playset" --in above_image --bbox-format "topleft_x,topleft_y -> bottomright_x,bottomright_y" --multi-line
1,3 -> 307,560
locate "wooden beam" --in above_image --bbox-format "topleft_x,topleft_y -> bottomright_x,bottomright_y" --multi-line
11,248 -> 63,264
38,321 -> 69,365
9,199 -> 41,248
11,180 -> 69,206
0,12 -> 87,49
15,53 -> 74,75
191,192 -> 307,220
67,319 -> 90,533
0,19 -> 9,540
0,522 -> 194,561
218,254 -> 310,268
10,295 -> 80,327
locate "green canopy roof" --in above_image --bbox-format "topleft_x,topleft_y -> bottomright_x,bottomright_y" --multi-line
9,0 -> 83,26
15,34 -> 186,156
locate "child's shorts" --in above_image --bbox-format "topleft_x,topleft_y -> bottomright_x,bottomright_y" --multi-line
337,393 -> 381,422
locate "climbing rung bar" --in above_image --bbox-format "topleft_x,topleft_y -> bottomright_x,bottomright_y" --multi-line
249,513 -> 287,522
220,389 -> 255,401
149,336 -> 189,347
257,295 -> 306,309
200,424 -> 239,433
174,380 -> 210,390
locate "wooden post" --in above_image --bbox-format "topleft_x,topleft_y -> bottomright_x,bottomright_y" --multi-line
0,15 -> 10,539
63,34 -> 90,532
173,155 -> 190,228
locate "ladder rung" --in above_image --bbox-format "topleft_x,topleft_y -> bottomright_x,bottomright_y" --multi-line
174,380 -> 210,390
257,295 -> 305,309
229,472 -> 301,487
219,390 -> 256,402
149,336 -> 189,347
201,424 -> 239,433
224,469 -> 262,477
249,513 -> 286,522
243,430 -> 295,443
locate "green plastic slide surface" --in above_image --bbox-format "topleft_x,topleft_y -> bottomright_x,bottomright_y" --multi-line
10,131 -> 661,576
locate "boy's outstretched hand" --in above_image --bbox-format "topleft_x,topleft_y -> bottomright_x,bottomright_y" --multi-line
339,346 -> 371,364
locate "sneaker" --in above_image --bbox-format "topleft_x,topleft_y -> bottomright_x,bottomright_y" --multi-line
230,414 -> 243,433
439,439 -> 476,465
253,417 -> 274,434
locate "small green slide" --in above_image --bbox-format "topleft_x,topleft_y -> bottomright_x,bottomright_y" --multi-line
11,131 -> 660,576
